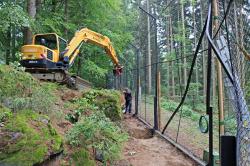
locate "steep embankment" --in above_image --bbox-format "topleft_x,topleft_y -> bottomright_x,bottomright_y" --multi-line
0,65 -> 63,165
0,65 -> 127,166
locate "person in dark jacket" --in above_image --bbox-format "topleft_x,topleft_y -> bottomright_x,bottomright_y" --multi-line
123,88 -> 132,114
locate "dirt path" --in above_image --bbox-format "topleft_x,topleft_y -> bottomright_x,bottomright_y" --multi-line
115,115 -> 197,166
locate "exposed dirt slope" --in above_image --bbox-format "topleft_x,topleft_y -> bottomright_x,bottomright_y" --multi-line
116,115 -> 197,166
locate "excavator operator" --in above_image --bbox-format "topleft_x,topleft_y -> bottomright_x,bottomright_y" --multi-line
40,38 -> 46,47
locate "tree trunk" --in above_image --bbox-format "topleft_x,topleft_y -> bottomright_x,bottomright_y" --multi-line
170,17 -> 175,98
192,1 -> 199,99
200,1 -> 206,104
146,0 -> 152,94
181,0 -> 187,86
5,27 -> 11,65
166,16 -> 170,99
64,0 -> 68,39
52,0 -> 56,12
36,0 -> 42,13
11,25 -> 16,61
177,6 -> 182,93
24,0 -> 36,44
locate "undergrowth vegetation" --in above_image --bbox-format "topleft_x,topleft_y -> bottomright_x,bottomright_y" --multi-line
161,98 -> 203,121
0,65 -> 57,112
0,104 -> 12,123
143,95 -> 205,121
82,89 -> 122,121
70,149 -> 95,166
66,111 -> 127,163
65,89 -> 127,164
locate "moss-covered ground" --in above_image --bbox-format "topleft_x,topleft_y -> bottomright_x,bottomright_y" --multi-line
0,65 -> 127,165
0,108 -> 62,166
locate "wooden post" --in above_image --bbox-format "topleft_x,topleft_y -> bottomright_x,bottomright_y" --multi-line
157,72 -> 161,130
217,63 -> 224,135
212,0 -> 225,135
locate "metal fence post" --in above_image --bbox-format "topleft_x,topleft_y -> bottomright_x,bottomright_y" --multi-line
157,71 -> 161,130
135,49 -> 140,116
154,16 -> 159,131
207,2 -> 213,165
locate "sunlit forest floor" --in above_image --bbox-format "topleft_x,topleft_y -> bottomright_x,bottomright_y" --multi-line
114,114 -> 196,166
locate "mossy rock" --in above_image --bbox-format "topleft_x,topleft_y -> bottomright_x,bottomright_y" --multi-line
0,110 -> 63,166
82,89 -> 122,121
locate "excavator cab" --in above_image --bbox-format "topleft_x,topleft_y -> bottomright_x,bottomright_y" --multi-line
20,33 -> 67,68
34,34 -> 58,50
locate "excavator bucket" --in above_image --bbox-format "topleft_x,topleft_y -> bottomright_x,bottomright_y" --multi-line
113,66 -> 123,76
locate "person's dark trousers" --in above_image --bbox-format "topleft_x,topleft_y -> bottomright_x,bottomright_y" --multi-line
125,101 -> 132,114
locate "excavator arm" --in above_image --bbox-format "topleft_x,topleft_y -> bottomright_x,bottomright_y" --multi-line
62,28 -> 122,75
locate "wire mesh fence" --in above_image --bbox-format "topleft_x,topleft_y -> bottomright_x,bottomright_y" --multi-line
215,1 -> 250,165
158,55 -> 210,159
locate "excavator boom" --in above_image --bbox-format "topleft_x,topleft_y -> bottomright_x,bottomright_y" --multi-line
64,28 -> 120,68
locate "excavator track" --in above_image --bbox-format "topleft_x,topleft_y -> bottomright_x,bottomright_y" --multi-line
25,68 -> 91,90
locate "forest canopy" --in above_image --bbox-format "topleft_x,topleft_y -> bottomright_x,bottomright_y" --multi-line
0,0 -> 137,87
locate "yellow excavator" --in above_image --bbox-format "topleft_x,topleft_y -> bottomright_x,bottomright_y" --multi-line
20,28 -> 122,88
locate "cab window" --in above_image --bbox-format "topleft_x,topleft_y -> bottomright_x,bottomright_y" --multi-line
59,37 -> 67,52
35,34 -> 57,50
